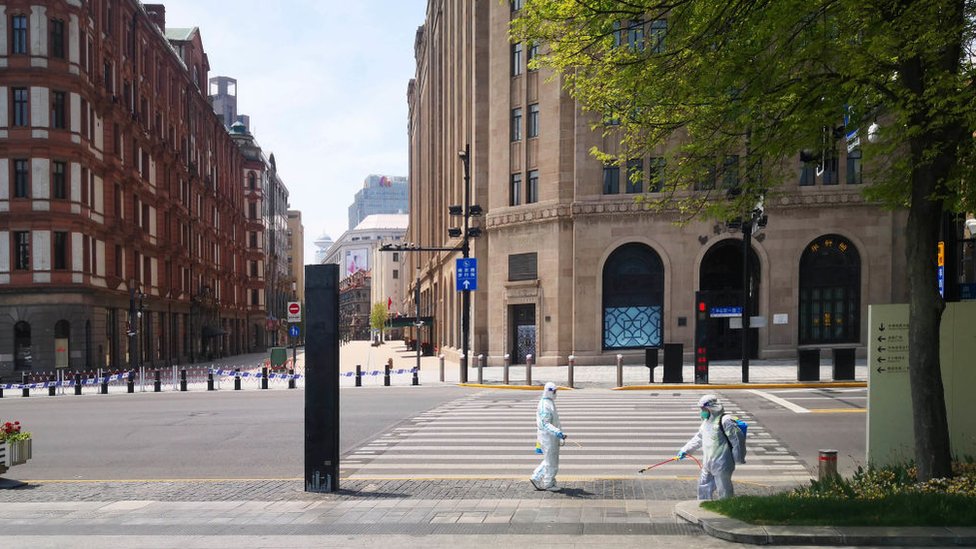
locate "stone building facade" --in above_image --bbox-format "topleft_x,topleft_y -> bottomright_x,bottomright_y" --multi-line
406,1 -> 909,367
0,1 -> 263,376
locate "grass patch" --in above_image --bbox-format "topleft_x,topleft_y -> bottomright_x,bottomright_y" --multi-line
702,492 -> 976,527
701,460 -> 976,527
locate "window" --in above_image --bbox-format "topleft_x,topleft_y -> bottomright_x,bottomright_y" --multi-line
722,155 -> 739,189
603,164 -> 620,194
527,103 -> 539,138
50,19 -> 65,59
821,149 -> 839,185
250,260 -> 258,277
52,161 -> 67,199
392,252 -> 399,262
508,252 -> 538,281
512,42 -> 523,76
527,170 -> 539,203
648,19 -> 667,53
14,231 -> 30,270
510,173 -> 522,206
11,15 -> 27,54
649,157 -> 665,192
51,91 -> 67,129
626,159 -> 643,194
249,231 -> 257,248
248,202 -> 257,220
13,159 -> 29,198
693,159 -> 717,190
527,41 -> 539,69
799,153 -> 817,186
511,0 -> 523,11
628,19 -> 645,51
12,88 -> 28,127
603,243 -> 665,349
511,107 -> 522,141
115,245 -> 122,277
846,149 -> 862,185
248,172 -> 256,190
14,321 -> 31,370
393,269 -> 399,280
54,231 -> 68,270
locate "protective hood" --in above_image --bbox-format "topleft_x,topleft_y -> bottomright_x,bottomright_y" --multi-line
698,393 -> 724,414
543,381 -> 558,400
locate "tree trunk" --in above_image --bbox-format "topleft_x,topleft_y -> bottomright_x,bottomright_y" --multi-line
905,149 -> 953,481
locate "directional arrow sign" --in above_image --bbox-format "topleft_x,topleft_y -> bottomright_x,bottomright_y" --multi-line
456,258 -> 478,291
877,366 -> 887,373
877,356 -> 886,363
877,335 -> 886,342
877,346 -> 886,353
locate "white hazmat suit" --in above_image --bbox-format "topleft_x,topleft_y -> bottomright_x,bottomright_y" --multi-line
678,394 -> 745,500
530,382 -> 565,491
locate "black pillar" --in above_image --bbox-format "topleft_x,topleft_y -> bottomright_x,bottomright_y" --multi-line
305,264 -> 340,493
741,226 -> 751,383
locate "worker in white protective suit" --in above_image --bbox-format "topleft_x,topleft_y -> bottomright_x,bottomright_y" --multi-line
530,382 -> 566,491
677,394 -> 745,500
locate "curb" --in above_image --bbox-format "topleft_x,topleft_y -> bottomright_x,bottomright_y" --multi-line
457,383 -> 574,391
674,500 -> 976,546
615,381 -> 867,391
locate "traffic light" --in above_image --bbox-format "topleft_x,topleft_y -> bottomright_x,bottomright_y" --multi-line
694,291 -> 709,384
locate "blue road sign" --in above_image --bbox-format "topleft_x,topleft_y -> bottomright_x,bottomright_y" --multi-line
289,325 -> 300,338
456,258 -> 478,291
710,306 -> 742,318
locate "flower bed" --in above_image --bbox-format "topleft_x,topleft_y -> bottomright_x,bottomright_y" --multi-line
0,420 -> 32,474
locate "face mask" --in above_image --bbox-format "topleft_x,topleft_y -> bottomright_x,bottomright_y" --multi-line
700,410 -> 710,419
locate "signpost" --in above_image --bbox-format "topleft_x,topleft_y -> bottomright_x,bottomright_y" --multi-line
288,302 -> 301,381
456,258 -> 478,291
287,301 -> 302,323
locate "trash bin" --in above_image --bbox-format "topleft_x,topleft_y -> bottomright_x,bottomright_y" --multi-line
662,343 -> 683,383
270,347 -> 288,368
832,347 -> 855,380
645,347 -> 658,383
798,348 -> 820,381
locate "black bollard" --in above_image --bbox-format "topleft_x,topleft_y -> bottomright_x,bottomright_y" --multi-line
207,370 -> 215,391
412,366 -> 419,386
100,374 -> 108,395
127,370 -> 135,393
153,369 -> 161,392
384,363 -> 391,386
49,374 -> 57,396
355,364 -> 362,387
234,368 -> 241,390
22,372 -> 29,398
74,372 -> 82,395
180,369 -> 187,392
288,368 -> 296,389
0,376 -> 4,398
261,367 -> 268,390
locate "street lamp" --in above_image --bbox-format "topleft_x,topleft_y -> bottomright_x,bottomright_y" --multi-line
726,190 -> 767,383
129,284 -> 144,372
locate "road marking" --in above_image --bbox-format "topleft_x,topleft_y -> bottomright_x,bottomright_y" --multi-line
747,389 -> 810,413
809,408 -> 866,414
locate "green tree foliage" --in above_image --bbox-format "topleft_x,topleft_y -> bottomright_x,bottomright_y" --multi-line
370,302 -> 389,333
513,0 -> 976,480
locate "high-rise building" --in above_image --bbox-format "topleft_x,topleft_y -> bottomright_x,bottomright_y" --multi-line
407,1 -> 908,367
348,174 -> 408,230
209,75 -> 250,131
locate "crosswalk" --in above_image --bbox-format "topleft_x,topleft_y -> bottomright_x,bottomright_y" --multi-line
341,390 -> 812,484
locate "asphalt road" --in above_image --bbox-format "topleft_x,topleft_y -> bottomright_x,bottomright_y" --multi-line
0,386 -> 468,480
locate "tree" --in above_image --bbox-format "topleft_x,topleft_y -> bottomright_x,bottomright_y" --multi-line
513,0 -> 976,480
370,302 -> 389,339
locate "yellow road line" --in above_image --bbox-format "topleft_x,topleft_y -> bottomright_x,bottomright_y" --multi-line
616,382 -> 866,391
458,383 -> 573,391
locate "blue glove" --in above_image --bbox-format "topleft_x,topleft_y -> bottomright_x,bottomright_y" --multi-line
677,451 -> 687,460
558,432 -> 567,440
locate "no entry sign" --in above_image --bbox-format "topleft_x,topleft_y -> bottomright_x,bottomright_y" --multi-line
287,301 -> 302,323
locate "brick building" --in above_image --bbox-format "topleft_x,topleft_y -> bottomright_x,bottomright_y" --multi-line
0,1 -> 262,376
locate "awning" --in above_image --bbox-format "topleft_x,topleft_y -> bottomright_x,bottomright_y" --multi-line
387,316 -> 435,328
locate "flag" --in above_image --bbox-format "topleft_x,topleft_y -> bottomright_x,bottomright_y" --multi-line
387,297 -> 392,310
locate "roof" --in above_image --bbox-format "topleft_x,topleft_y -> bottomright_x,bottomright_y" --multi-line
165,27 -> 197,42
353,214 -> 409,231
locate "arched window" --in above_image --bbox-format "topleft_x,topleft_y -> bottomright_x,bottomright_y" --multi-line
799,235 -> 861,344
602,243 -> 665,349
14,321 -> 32,370
247,172 -> 256,190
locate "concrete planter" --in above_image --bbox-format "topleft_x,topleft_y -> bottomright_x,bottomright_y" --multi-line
0,438 -> 32,469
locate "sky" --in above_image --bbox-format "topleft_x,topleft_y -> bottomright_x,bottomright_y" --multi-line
160,0 -> 429,265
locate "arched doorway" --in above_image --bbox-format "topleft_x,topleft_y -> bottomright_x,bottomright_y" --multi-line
699,239 -> 761,360
14,321 -> 32,370
602,243 -> 665,349
799,235 -> 861,344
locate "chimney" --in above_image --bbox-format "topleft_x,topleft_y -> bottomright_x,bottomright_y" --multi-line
145,4 -> 166,33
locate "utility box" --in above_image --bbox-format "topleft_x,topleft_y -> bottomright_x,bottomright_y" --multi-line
798,348 -> 820,381
832,347 -> 855,380
663,343 -> 683,383
270,347 -> 288,368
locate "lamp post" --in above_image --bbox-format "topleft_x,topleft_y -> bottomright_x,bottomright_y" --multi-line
128,285 -> 143,373
737,204 -> 766,383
